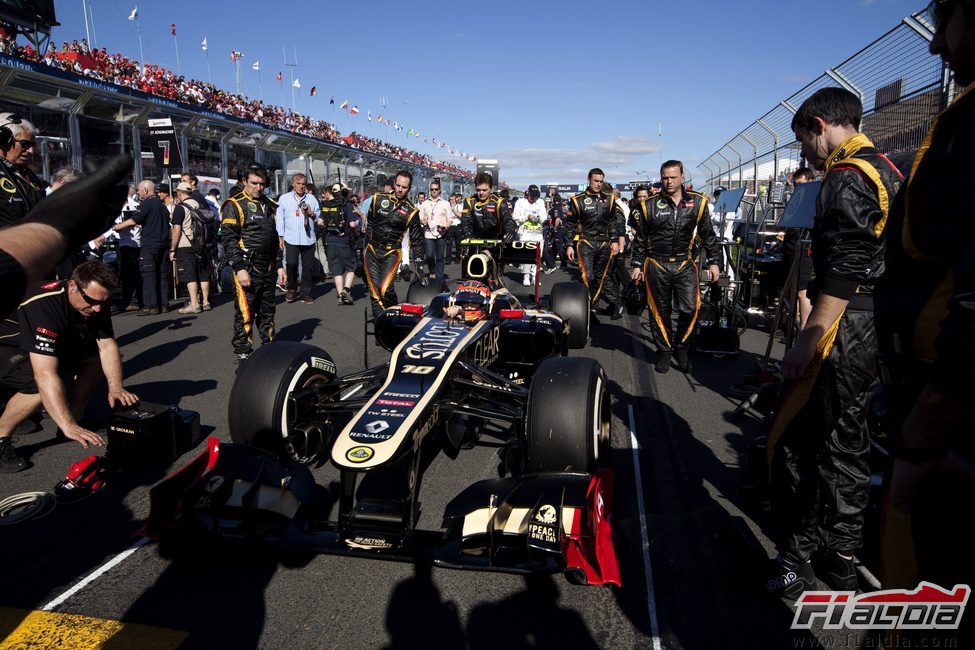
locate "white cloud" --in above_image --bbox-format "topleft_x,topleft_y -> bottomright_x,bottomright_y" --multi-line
485,135 -> 662,180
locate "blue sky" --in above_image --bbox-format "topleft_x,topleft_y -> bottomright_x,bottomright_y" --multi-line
51,0 -> 922,187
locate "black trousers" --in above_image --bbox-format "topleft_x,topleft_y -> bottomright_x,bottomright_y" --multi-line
285,242 -> 315,298
644,257 -> 699,351
445,226 -> 464,262
139,246 -> 172,310
576,239 -> 620,309
769,309 -> 875,561
231,258 -> 278,356
118,246 -> 143,307
363,244 -> 402,318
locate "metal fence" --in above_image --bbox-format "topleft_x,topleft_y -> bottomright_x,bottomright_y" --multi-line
699,9 -> 952,197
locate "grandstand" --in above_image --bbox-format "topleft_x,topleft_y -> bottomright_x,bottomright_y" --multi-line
0,26 -> 473,198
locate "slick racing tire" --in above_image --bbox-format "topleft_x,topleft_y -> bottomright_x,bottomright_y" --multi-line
525,357 -> 609,473
405,278 -> 447,307
229,341 -> 337,464
550,281 -> 590,349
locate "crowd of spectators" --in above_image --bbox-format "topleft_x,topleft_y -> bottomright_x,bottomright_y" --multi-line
0,30 -> 473,179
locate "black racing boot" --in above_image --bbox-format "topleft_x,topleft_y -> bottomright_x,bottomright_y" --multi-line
814,550 -> 859,592
655,352 -> 672,374
610,304 -> 625,320
675,348 -> 692,372
766,555 -> 816,600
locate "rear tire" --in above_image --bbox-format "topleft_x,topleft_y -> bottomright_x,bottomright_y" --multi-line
525,357 -> 609,473
551,282 -> 590,349
405,279 -> 447,307
229,342 -> 336,463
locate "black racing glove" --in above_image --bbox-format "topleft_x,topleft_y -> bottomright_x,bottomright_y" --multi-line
411,261 -> 429,286
22,155 -> 132,250
502,232 -> 515,246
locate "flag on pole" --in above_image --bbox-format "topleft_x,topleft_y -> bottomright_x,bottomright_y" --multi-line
329,96 -> 335,105
252,61 -> 260,71
339,100 -> 349,110
350,106 -> 359,115
292,78 -> 301,89
230,50 -> 243,61
128,7 -> 138,20
376,114 -> 382,123
275,71 -> 282,81
200,37 -> 207,51
367,111 -> 372,122
385,119 -> 390,126
170,23 -> 176,36
658,122 -> 662,137
310,86 -> 317,97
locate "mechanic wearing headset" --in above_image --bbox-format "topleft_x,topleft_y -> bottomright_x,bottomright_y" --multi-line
564,168 -> 627,322
0,113 -> 47,229
630,160 -> 721,374
363,170 -> 423,317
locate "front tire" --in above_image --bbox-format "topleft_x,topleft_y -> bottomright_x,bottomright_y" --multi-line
525,357 -> 609,473
551,282 -> 590,349
229,342 -> 337,463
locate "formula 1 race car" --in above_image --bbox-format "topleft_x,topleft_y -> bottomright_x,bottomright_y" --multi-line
144,278 -> 620,585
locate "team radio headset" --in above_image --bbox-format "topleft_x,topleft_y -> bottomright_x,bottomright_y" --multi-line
0,113 -> 37,197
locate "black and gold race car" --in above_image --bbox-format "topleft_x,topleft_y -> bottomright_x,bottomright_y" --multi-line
144,247 -> 620,586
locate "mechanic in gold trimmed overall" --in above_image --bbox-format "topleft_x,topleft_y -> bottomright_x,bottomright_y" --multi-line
220,166 -> 286,367
765,88 -> 903,598
875,0 -> 975,596
564,168 -> 627,322
362,170 -> 423,317
630,160 -> 720,374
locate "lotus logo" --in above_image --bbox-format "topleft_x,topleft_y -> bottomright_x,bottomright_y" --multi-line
346,447 -> 374,463
535,504 -> 557,524
365,420 -> 390,435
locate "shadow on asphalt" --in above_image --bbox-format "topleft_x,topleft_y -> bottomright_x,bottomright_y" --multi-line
123,336 -> 208,377
276,317 -> 322,342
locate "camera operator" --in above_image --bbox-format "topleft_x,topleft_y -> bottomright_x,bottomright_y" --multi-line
321,183 -> 359,306
277,173 -> 321,304
363,171 -> 422,317
0,113 -> 46,229
0,262 -> 139,472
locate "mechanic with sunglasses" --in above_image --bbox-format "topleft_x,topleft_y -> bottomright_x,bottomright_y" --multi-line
0,112 -> 47,229
0,261 -> 139,472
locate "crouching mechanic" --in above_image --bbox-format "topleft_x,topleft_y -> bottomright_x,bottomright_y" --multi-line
221,167 -> 286,365
363,171 -> 423,317
0,262 -> 139,472
564,168 -> 627,320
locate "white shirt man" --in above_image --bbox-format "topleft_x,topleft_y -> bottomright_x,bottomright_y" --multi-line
512,186 -> 548,286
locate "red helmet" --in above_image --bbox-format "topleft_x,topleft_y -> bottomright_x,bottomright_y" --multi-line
450,280 -> 491,322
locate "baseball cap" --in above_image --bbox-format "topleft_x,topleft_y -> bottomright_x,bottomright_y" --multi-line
175,181 -> 194,193
527,184 -> 540,199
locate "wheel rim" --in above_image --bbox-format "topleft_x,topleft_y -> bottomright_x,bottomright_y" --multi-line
279,361 -> 330,463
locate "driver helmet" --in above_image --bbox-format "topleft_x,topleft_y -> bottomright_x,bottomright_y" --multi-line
449,280 -> 492,322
